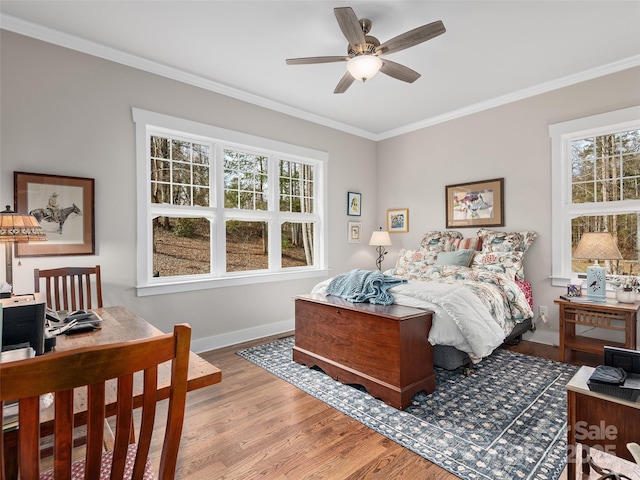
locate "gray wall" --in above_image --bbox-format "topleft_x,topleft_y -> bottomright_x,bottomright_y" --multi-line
377,67 -> 640,345
2,30 -> 640,349
0,31 -> 378,351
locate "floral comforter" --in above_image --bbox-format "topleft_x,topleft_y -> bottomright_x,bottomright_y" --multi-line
313,264 -> 533,362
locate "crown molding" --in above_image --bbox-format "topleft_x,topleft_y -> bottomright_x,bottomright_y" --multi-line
3,14 -> 639,142
377,55 -> 640,141
0,15 -> 378,141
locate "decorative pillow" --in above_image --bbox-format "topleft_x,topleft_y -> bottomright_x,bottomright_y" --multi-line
419,230 -> 463,253
516,280 -> 533,309
450,236 -> 483,251
478,229 -> 537,254
392,248 -> 438,276
395,248 -> 428,266
477,229 -> 537,281
386,260 -> 435,279
435,249 -> 476,267
471,251 -> 524,281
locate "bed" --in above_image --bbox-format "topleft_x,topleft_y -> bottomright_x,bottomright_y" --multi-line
312,229 -> 537,370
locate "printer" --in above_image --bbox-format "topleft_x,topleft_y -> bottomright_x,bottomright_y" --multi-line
1,292 -> 46,355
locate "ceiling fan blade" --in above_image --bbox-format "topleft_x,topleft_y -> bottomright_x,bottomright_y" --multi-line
334,72 -> 355,94
376,20 -> 446,56
380,60 -> 421,83
334,7 -> 367,53
286,56 -> 349,65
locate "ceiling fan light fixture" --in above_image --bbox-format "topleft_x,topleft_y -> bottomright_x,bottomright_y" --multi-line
346,55 -> 382,82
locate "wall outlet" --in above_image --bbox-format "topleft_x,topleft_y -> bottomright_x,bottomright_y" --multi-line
539,305 -> 548,317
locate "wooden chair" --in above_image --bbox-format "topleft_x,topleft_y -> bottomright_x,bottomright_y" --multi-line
34,266 -> 103,311
0,324 -> 191,480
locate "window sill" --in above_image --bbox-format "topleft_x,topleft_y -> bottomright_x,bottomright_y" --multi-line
136,268 -> 330,296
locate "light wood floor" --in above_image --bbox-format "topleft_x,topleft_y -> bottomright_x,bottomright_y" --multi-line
156,336 -> 639,479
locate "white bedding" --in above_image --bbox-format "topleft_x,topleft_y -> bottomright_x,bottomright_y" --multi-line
312,267 -> 533,362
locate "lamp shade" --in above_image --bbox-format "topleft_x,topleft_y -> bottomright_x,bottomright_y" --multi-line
573,232 -> 622,261
1,205 -> 47,288
347,55 -> 383,82
0,206 -> 47,243
369,230 -> 392,247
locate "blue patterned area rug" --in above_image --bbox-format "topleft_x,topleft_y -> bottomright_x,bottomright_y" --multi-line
237,337 -> 579,480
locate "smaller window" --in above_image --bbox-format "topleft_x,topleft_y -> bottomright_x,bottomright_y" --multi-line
550,106 -> 640,286
150,135 -> 211,207
281,221 -> 314,268
279,160 -> 314,213
224,149 -> 268,210
152,216 -> 211,277
226,220 -> 268,272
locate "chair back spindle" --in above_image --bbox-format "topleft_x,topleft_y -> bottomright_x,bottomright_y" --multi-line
34,265 -> 103,311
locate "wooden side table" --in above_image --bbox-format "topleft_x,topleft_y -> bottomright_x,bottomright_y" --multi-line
555,298 -> 638,362
566,366 -> 640,479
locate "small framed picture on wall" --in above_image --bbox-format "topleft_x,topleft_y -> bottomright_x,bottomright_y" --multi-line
347,192 -> 361,216
348,221 -> 362,243
387,209 -> 409,233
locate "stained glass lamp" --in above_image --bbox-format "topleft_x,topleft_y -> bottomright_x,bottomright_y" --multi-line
0,205 -> 47,289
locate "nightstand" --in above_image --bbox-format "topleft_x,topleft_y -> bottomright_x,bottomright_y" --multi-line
554,298 -> 638,362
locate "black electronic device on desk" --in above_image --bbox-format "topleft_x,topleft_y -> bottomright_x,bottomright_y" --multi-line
1,292 -> 46,355
59,309 -> 103,333
587,346 -> 640,402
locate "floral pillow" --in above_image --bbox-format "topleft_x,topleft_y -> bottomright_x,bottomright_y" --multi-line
477,229 -> 537,281
390,249 -> 438,276
386,260 -> 435,279
471,251 -> 524,281
478,229 -> 537,254
419,230 -> 463,254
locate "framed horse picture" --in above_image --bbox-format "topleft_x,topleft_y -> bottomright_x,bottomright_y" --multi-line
14,172 -> 95,256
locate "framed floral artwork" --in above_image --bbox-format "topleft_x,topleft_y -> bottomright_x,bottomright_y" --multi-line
387,209 -> 408,233
347,192 -> 361,216
445,178 -> 504,228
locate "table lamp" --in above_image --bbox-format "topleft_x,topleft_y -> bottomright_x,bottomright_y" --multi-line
369,227 -> 392,271
573,232 -> 622,302
0,205 -> 48,291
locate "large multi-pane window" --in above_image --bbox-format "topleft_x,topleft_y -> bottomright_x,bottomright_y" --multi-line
550,107 -> 640,285
133,108 -> 327,295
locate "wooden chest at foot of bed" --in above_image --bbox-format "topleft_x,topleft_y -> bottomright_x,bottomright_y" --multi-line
293,293 -> 435,409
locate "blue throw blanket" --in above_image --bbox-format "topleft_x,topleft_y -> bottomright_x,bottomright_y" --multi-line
325,269 -> 407,305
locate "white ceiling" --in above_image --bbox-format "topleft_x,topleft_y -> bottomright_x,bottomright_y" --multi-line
2,1 -> 639,140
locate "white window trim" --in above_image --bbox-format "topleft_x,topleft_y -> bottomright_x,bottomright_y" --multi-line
549,105 -> 640,286
132,108 -> 329,296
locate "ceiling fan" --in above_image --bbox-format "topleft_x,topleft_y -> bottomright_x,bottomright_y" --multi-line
286,6 -> 446,94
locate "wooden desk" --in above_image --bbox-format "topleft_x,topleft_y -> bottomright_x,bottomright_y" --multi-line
566,366 -> 640,479
54,306 -> 221,398
2,305 -> 222,479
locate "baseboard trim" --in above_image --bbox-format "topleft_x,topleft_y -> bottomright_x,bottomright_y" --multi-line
191,318 -> 560,355
524,328 -> 559,347
191,318 -> 295,354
